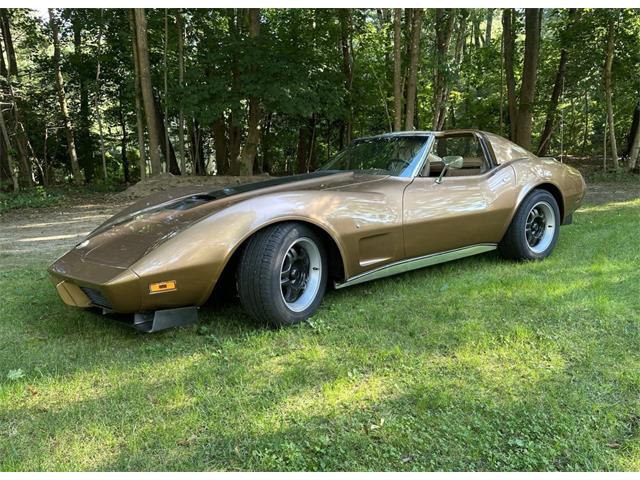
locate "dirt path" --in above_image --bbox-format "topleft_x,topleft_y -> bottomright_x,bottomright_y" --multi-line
0,180 -> 638,268
0,198 -> 125,266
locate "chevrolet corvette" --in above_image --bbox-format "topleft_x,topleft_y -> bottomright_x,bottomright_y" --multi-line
49,130 -> 586,331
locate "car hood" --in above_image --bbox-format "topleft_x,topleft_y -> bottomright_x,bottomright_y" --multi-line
75,171 -> 385,268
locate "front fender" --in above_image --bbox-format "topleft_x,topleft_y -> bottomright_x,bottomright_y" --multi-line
129,192 -> 351,309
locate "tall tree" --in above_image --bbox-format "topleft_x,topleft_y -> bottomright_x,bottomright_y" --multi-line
392,8 -> 402,132
95,9 -> 107,180
70,10 -> 95,182
176,9 -> 186,174
238,8 -> 262,176
0,99 -> 18,191
339,9 -> 354,146
502,9 -> 518,140
129,10 -> 146,179
537,9 -> 577,156
49,8 -> 82,185
514,9 -> 541,150
603,17 -> 619,168
0,10 -> 17,76
404,8 -> 422,131
133,8 -> 162,175
629,107 -> 640,171
0,25 -> 6,77
484,9 -> 494,45
1,9 -> 33,187
432,8 -> 456,130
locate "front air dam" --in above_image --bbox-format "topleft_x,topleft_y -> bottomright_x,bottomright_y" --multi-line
131,306 -> 199,333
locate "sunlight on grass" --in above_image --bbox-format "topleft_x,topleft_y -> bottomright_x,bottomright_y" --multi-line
1,197 -> 639,471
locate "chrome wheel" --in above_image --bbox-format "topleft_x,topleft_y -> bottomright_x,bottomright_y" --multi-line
525,201 -> 556,254
280,237 -> 322,312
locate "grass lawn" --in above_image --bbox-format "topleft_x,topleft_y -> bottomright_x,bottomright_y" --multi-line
1,196 -> 640,471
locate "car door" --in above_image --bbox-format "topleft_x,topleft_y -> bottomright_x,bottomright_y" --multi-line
402,132 -> 518,259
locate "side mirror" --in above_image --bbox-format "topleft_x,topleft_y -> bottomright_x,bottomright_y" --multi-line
436,156 -> 464,184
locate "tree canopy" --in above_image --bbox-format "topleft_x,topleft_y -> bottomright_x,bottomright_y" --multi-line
0,8 -> 639,190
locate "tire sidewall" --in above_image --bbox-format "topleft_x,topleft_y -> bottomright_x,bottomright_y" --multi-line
516,190 -> 560,260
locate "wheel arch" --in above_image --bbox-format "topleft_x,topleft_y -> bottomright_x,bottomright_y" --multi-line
530,182 -> 565,221
206,218 -> 347,303
500,182 -> 565,241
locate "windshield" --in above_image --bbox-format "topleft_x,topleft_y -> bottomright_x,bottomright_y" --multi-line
318,136 -> 429,177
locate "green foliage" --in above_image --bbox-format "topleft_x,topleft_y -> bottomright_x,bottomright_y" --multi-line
0,187 -> 65,213
2,8 -> 640,186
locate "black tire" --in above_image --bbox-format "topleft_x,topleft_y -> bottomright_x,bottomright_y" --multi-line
237,222 -> 328,326
498,189 -> 561,261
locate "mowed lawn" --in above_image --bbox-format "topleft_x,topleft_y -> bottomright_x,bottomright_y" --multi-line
1,197 -> 640,471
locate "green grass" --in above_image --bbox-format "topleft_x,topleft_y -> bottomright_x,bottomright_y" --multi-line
1,198 -> 640,471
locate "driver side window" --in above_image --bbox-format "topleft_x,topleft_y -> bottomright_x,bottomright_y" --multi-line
421,134 -> 490,178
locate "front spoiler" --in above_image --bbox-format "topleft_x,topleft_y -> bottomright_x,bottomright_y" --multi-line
132,306 -> 199,333
54,279 -> 198,333
90,305 -> 199,333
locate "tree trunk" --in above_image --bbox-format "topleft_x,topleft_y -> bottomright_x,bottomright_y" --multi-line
629,112 -> 640,171
581,91 -> 589,155
473,12 -> 481,48
95,10 -> 107,180
176,9 -> 186,174
133,8 -> 162,175
0,21 -> 7,77
2,11 -> 33,187
537,48 -> 568,156
0,10 -> 18,76
118,86 -> 130,184
603,19 -> 619,168
129,10 -> 146,180
514,8 -> 541,150
393,8 -> 402,131
227,10 -> 242,173
340,10 -> 353,145
296,116 -> 317,174
262,112 -> 273,174
163,9 -> 170,174
212,116 -> 229,175
49,9 -> 82,185
484,9 -> 493,45
624,101 -> 639,158
0,103 -> 18,191
71,12 -> 95,182
432,9 -> 455,130
502,9 -> 518,140
154,96 -> 180,175
189,119 -> 205,175
238,8 -> 262,176
404,8 -> 422,131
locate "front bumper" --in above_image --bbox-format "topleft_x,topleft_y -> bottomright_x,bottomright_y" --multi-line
48,249 -> 143,313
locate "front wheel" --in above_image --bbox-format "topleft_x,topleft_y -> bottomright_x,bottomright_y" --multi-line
237,222 -> 327,326
499,189 -> 560,261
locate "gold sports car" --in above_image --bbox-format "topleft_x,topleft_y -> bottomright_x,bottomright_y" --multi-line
49,130 -> 586,332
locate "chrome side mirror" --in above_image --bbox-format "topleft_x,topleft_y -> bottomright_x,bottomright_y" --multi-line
436,155 -> 464,184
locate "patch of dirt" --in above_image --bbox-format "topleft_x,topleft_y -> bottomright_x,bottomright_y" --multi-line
0,195 -> 125,266
581,181 -> 640,206
110,172 -> 270,201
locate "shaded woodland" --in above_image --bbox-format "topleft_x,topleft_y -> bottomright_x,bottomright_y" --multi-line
0,8 -> 639,190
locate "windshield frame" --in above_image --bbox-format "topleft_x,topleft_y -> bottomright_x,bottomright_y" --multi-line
318,133 -> 434,178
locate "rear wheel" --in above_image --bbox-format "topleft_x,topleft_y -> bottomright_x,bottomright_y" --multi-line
237,222 -> 327,326
499,189 -> 560,261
